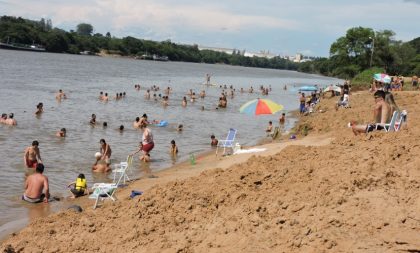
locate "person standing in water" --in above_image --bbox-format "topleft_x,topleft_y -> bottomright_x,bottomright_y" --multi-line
24,140 -> 42,169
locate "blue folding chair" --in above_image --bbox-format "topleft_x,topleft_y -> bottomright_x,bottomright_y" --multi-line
216,128 -> 237,156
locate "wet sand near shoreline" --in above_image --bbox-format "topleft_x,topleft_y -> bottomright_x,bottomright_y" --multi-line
1,91 -> 420,252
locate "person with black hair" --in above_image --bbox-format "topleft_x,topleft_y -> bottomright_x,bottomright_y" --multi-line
24,140 -> 42,168
22,164 -> 49,203
68,174 -> 88,198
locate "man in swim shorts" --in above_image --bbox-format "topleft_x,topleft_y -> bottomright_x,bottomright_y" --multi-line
24,140 -> 42,169
22,164 -> 49,203
351,90 -> 391,135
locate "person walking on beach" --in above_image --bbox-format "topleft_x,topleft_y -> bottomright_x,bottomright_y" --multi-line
22,163 -> 49,203
299,93 -> 306,115
24,140 -> 42,169
99,139 -> 112,164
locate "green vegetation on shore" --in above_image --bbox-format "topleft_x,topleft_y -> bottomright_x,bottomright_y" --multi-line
299,27 -> 420,87
1,16 -> 419,87
0,16 -> 297,71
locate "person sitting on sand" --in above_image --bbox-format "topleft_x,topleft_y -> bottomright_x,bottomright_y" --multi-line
350,90 -> 391,135
211,135 -> 218,146
5,113 -> 17,125
24,140 -> 42,169
67,173 -> 88,198
92,152 -> 110,172
90,114 -> 96,125
56,128 -> 66,137
336,91 -> 350,109
99,139 -> 112,164
266,121 -> 273,133
22,164 -> 49,203
133,117 -> 141,128
35,103 -> 44,115
170,140 -> 178,155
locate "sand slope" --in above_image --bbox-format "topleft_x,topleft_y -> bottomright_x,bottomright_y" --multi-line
2,91 -> 420,252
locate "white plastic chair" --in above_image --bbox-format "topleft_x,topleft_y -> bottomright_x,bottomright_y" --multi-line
112,155 -> 133,185
216,128 -> 237,156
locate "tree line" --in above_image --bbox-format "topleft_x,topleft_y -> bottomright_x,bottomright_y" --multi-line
1,16 -> 419,85
0,16 -> 297,71
298,27 -> 420,85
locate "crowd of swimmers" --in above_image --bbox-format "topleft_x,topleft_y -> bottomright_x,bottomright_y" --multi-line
13,76 -> 287,205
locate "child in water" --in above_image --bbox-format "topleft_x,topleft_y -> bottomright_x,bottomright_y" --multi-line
170,140 -> 178,155
67,174 -> 88,198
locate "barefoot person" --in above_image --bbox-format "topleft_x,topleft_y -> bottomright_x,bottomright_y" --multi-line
22,164 -> 49,203
351,90 -> 391,135
24,140 -> 42,169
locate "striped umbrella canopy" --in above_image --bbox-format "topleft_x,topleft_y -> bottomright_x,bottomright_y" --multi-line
373,73 -> 391,84
239,98 -> 284,116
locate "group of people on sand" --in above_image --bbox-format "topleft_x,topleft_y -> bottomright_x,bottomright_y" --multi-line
0,113 -> 17,125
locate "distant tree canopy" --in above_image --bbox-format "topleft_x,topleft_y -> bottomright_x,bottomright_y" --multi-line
298,26 -> 420,84
1,16 -> 419,81
76,23 -> 93,36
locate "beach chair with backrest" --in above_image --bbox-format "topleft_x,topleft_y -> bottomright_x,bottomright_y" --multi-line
89,156 -> 132,209
216,128 -> 237,156
271,126 -> 280,140
382,111 -> 399,132
112,155 -> 133,185
394,110 -> 407,132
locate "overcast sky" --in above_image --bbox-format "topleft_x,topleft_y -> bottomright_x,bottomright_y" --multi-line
1,0 -> 420,56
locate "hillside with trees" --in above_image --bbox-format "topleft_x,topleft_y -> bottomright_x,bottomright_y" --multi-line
298,27 -> 420,84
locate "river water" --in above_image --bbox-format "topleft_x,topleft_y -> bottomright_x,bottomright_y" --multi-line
0,49 -> 341,235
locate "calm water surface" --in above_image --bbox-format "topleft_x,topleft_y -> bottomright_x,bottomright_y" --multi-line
0,49 -> 341,233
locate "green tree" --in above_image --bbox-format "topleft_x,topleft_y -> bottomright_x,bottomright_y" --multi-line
76,23 -> 93,36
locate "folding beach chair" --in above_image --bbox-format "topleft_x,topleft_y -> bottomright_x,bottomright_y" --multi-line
89,156 -> 132,209
216,128 -> 237,156
112,155 -> 133,185
382,111 -> 399,132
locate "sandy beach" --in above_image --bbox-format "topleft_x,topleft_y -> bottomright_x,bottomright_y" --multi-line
1,90 -> 420,252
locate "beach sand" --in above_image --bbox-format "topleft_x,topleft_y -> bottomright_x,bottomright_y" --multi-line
1,91 -> 420,252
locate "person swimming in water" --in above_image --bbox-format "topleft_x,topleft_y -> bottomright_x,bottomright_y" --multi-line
56,128 -> 66,137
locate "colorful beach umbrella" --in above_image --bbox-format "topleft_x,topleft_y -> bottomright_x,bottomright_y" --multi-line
239,98 -> 284,116
323,85 -> 341,93
373,73 -> 391,84
299,85 -> 318,91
